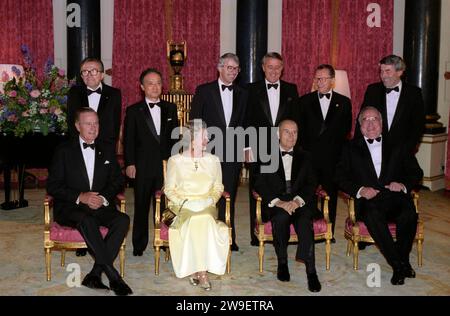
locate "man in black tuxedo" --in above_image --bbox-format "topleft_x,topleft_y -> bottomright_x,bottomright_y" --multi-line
190,53 -> 248,251
67,57 -> 122,150
255,120 -> 321,292
47,108 -> 132,295
295,64 -> 352,239
67,58 -> 122,257
246,52 -> 299,246
335,106 -> 423,285
357,55 -> 425,153
124,68 -> 178,256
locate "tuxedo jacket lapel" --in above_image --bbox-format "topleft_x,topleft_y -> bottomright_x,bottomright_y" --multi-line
71,141 -> 90,190
358,138 -> 379,181
96,87 -> 110,116
277,151 -> 287,185
229,88 -> 240,127
390,85 -> 407,131
291,151 -> 300,185
324,93 -> 338,125
139,102 -> 159,142
378,141 -> 390,182
92,146 -> 103,191
258,83 -> 273,126
211,84 -> 227,127
275,83 -> 288,126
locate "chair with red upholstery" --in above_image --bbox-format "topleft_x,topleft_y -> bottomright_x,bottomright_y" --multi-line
252,189 -> 332,272
344,192 -> 424,270
44,194 -> 127,281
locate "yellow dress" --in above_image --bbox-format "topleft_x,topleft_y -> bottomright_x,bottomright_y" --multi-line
165,153 -> 229,278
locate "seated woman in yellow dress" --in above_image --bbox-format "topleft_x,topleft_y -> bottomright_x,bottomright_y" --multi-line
164,119 -> 229,291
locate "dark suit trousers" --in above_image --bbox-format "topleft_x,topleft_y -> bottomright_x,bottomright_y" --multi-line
269,204 -> 316,273
314,164 -> 338,235
132,174 -> 163,252
218,162 -> 242,244
57,204 -> 129,268
359,192 -> 417,269
248,163 -> 258,243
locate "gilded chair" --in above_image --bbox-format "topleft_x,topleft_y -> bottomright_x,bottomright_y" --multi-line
153,160 -> 232,275
252,189 -> 333,273
44,194 -> 127,281
344,192 -> 424,270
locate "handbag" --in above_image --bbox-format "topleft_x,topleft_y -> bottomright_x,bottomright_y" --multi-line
161,199 -> 188,226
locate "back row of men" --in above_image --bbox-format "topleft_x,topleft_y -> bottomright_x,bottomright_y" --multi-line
66,52 -> 424,254
59,53 -> 424,293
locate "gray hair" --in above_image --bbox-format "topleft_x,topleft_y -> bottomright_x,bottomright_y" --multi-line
379,55 -> 406,72
181,119 -> 207,148
358,106 -> 382,125
217,53 -> 240,68
261,52 -> 283,66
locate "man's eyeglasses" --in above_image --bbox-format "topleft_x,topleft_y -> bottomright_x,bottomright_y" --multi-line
81,69 -> 102,77
361,116 -> 381,124
223,65 -> 240,72
314,77 -> 332,82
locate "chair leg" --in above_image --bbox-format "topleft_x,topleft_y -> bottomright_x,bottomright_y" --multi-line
325,239 -> 331,271
164,248 -> 170,262
60,249 -> 66,267
226,246 -> 231,274
119,245 -> 125,278
154,246 -> 160,275
417,239 -> 423,267
346,240 -> 352,256
45,248 -> 51,281
353,241 -> 359,270
258,241 -> 264,273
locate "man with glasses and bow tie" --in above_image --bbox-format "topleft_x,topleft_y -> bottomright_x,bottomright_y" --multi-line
190,53 -> 248,251
357,55 -> 425,153
255,119 -> 322,292
245,52 -> 299,247
67,58 -> 123,257
294,64 -> 352,240
47,107 -> 133,295
123,68 -> 178,256
336,106 -> 423,286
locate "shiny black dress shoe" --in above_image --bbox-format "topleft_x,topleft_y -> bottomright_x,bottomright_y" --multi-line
277,264 -> 290,282
82,274 -> 109,290
330,238 -> 336,244
110,278 -> 133,296
402,264 -> 416,278
76,249 -> 87,256
133,249 -> 143,256
390,269 -> 405,285
250,240 -> 259,247
230,243 -> 239,251
307,273 -> 322,292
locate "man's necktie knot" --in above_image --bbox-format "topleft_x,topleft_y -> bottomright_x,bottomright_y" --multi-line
87,87 -> 102,96
385,86 -> 399,94
221,84 -> 233,91
367,136 -> 382,144
148,102 -> 160,109
83,142 -> 95,150
319,92 -> 331,99
281,151 -> 293,157
267,83 -> 279,90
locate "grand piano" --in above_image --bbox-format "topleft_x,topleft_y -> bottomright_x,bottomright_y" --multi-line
0,133 -> 68,210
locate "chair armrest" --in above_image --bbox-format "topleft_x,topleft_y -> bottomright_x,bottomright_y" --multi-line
154,190 -> 165,227
222,191 -> 230,199
155,190 -> 164,199
251,190 -> 264,225
412,191 -> 419,214
44,195 -> 53,228
222,191 -> 231,226
316,189 -> 330,223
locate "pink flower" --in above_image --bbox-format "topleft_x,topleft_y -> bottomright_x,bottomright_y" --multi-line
30,89 -> 41,98
17,97 -> 27,105
22,110 -> 30,117
39,108 -> 49,114
7,114 -> 18,122
1,71 -> 9,82
58,69 -> 65,76
8,90 -> 17,97
41,100 -> 49,107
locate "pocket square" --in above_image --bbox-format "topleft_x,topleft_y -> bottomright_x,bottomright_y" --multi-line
104,160 -> 110,165
167,118 -> 172,121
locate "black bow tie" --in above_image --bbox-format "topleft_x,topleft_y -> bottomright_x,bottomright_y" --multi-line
281,151 -> 293,157
221,84 -> 233,91
319,92 -> 331,99
87,87 -> 102,96
267,83 -> 279,90
148,102 -> 160,109
385,86 -> 399,94
83,142 -> 95,150
367,136 -> 382,144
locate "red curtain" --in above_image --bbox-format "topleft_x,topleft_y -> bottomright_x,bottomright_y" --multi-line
282,0 -> 393,133
112,0 -> 220,115
0,0 -> 54,73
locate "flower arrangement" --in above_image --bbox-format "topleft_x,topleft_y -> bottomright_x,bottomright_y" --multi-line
0,45 -> 75,137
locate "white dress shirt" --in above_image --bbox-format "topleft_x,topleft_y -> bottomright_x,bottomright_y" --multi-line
146,97 -> 161,135
87,83 -> 102,112
218,79 -> 233,127
386,81 -> 402,130
266,79 -> 280,124
318,90 -> 332,120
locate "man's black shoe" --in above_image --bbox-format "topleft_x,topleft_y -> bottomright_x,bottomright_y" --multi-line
133,249 -> 143,256
76,249 -> 87,256
390,269 -> 405,285
230,243 -> 239,251
110,278 -> 133,296
330,238 -> 336,244
402,263 -> 416,278
250,240 -> 259,247
81,274 -> 109,290
307,272 -> 322,292
277,264 -> 290,282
